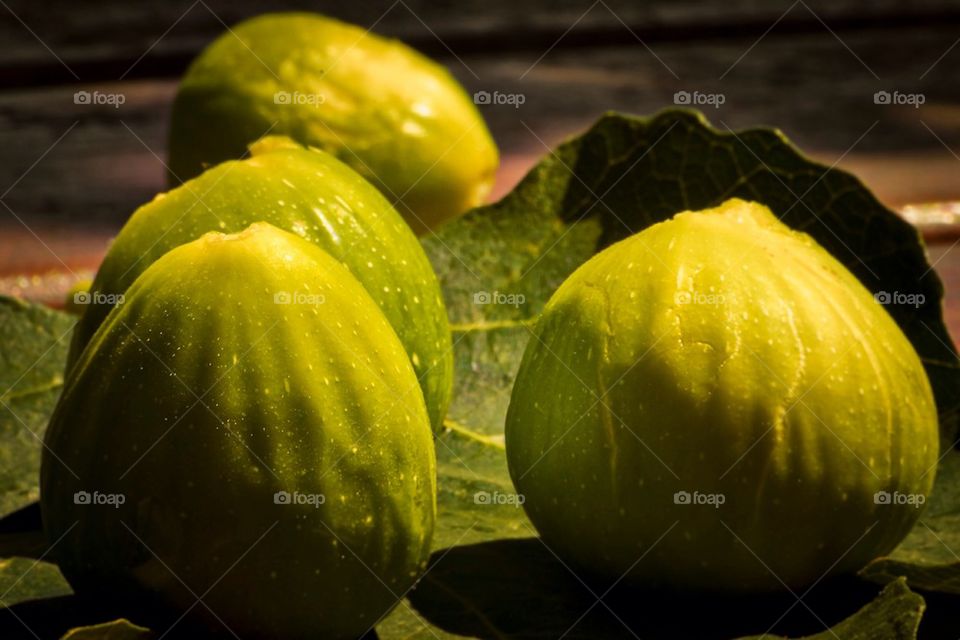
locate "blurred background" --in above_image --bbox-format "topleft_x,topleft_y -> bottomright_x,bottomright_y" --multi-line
1,0 -> 959,311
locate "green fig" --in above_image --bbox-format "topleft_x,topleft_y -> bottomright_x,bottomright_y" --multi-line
67,137 -> 452,433
42,223 -> 436,638
168,12 -> 499,233
505,198 -> 939,591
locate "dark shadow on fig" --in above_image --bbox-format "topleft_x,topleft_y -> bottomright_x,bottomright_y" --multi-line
408,537 -> 885,640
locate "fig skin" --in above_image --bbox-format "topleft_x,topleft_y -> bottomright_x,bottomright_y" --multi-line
67,137 -> 452,434
42,224 -> 436,639
168,12 -> 499,233
505,198 -> 939,591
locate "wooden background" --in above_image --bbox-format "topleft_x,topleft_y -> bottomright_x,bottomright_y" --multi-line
0,0 -> 959,334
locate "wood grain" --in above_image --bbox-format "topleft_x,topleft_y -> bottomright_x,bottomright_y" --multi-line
2,1 -> 959,85
1,25 -> 958,226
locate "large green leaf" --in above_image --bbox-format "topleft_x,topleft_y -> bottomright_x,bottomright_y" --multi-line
0,298 -> 74,520
1,110 -> 958,638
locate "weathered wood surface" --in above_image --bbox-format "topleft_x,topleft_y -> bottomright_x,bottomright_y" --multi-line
1,24 -> 959,226
3,0 -> 959,85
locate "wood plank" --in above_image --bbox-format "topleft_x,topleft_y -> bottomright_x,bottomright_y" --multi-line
1,1 -> 959,85
1,26 -> 958,225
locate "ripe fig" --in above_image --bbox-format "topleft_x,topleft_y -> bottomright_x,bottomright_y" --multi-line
505,198 -> 939,591
168,12 -> 499,233
42,223 -> 436,638
67,137 -> 452,433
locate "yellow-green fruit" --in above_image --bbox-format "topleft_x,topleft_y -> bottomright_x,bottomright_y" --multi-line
67,137 -> 452,433
168,12 -> 499,233
42,224 -> 436,638
505,198 -> 939,591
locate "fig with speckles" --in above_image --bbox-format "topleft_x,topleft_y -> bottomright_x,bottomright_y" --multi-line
168,12 -> 499,233
505,198 -> 939,591
67,136 -> 452,434
42,223 -> 436,639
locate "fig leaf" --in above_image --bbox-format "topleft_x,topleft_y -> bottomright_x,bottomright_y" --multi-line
0,297 -> 74,519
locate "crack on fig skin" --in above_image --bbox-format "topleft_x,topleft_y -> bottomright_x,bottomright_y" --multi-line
776,300 -> 807,445
751,296 -> 807,521
717,298 -> 742,378
824,296 -> 891,473
582,281 -> 620,503
671,296 -> 733,398
793,254 -> 892,481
